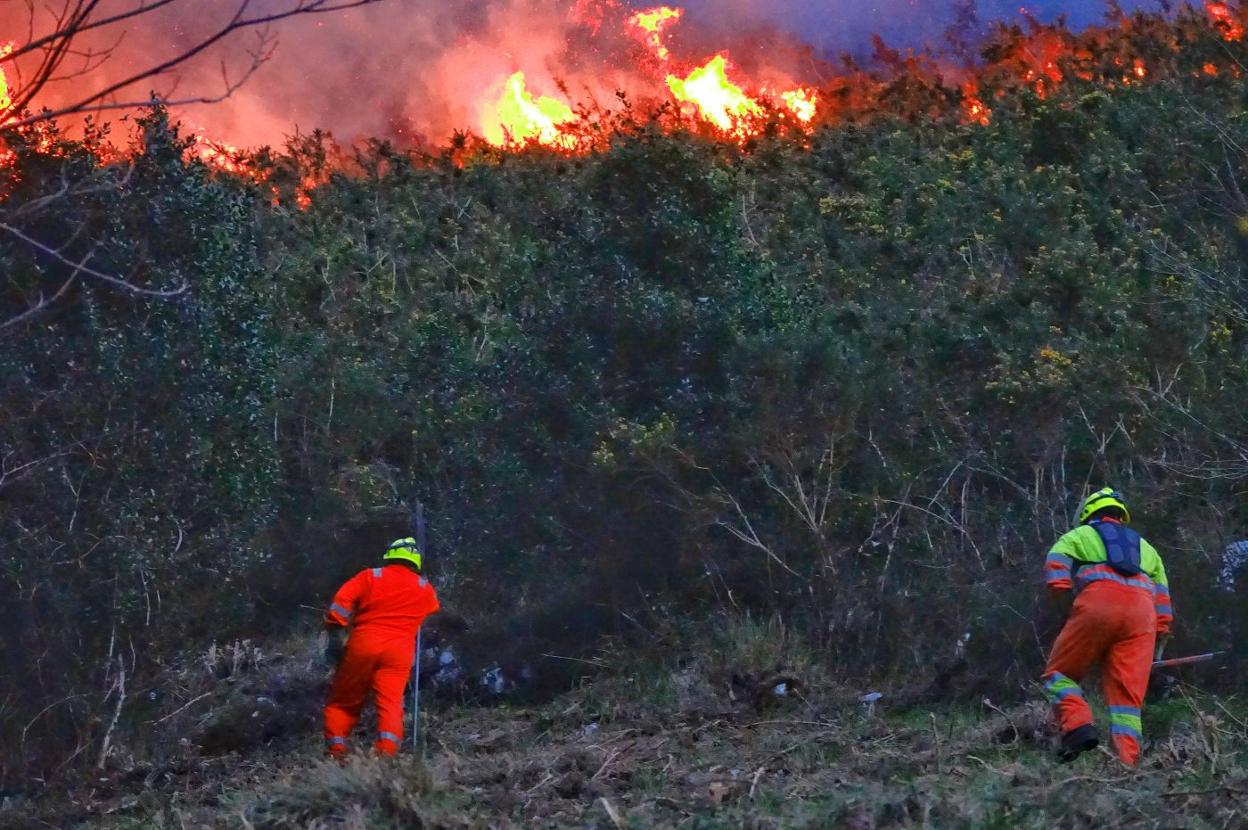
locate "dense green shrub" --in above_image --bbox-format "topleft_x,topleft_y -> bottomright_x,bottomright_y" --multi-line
5,7 -> 1248,784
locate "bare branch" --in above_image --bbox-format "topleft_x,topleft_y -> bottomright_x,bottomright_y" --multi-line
0,266 -> 78,332
0,223 -> 188,297
1,0 -> 386,131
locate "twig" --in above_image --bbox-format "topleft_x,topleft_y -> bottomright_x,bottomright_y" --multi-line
743,719 -> 839,729
963,754 -> 1010,775
541,653 -> 609,668
981,697 -> 1020,745
97,653 -> 126,769
149,691 -> 212,725
597,796 -> 626,829
748,765 -> 766,799
591,747 -> 622,781
524,773 -> 554,795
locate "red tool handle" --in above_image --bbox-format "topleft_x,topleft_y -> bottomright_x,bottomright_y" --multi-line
1151,651 -> 1223,669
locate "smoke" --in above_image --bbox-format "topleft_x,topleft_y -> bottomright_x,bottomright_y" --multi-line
2,0 -> 1164,148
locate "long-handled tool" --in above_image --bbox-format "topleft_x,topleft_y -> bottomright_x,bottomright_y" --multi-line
411,500 -> 427,754
1152,651 -> 1224,670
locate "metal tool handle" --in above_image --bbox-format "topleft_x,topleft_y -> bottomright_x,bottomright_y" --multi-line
1151,651 -> 1223,669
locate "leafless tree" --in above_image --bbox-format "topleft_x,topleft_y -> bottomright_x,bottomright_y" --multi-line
0,0 -> 386,331
0,0 -> 385,132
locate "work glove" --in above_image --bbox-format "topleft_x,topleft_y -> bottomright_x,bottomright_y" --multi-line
324,628 -> 347,667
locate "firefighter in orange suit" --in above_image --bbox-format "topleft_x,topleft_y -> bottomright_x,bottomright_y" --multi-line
323,537 -> 440,757
1042,488 -> 1173,765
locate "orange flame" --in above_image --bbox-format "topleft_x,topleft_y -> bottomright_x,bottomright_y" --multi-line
189,132 -> 267,181
667,55 -> 761,134
962,81 -> 991,126
0,42 -> 11,116
483,71 -> 577,148
780,88 -> 817,123
1208,2 -> 1244,41
629,6 -> 682,61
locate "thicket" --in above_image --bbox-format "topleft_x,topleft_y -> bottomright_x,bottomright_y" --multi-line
4,7 -> 1248,786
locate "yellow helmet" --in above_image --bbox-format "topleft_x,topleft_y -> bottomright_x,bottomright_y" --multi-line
383,537 -> 423,570
1078,487 -> 1131,525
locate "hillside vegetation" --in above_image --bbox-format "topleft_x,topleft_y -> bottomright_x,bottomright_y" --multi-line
3,6 -> 1248,814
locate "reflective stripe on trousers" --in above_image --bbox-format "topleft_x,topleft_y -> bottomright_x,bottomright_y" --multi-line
1109,705 -> 1142,739
1043,672 -> 1085,704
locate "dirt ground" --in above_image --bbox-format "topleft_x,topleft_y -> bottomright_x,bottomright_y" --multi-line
10,633 -> 1248,829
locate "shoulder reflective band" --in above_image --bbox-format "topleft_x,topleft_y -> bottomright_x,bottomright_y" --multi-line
372,567 -> 383,577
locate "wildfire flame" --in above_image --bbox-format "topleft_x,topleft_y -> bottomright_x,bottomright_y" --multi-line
2,1 -> 1247,198
780,88 -> 817,123
962,81 -> 991,126
0,42 -> 11,115
630,6 -> 682,61
1208,2 -> 1245,40
482,71 -> 577,148
666,55 -> 761,133
1,43 -> 16,171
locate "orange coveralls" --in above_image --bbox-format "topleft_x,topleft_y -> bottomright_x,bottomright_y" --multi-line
1042,518 -> 1173,765
323,564 -> 439,756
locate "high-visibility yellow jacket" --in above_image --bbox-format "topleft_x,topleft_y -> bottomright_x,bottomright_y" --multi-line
1045,519 -> 1173,634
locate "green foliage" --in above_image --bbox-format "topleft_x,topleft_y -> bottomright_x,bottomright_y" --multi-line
8,10 -> 1248,782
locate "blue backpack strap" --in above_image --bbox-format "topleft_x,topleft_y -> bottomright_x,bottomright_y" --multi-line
1091,521 -> 1143,577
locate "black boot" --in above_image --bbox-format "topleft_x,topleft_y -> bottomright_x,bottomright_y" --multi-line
1057,724 -> 1099,763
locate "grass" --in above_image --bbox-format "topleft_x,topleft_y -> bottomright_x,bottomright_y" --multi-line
13,620 -> 1248,829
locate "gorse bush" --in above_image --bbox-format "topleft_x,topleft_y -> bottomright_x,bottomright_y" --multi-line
5,8 -> 1248,784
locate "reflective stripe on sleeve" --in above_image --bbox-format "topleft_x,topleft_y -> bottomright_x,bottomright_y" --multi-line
378,731 -> 400,745
1045,552 -> 1073,581
1156,604 -> 1173,616
329,603 -> 353,620
372,567 -> 383,578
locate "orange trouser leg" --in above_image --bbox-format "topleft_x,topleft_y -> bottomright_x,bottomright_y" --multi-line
1043,594 -> 1113,735
324,640 -> 378,756
1103,596 -> 1156,766
372,644 -> 414,756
